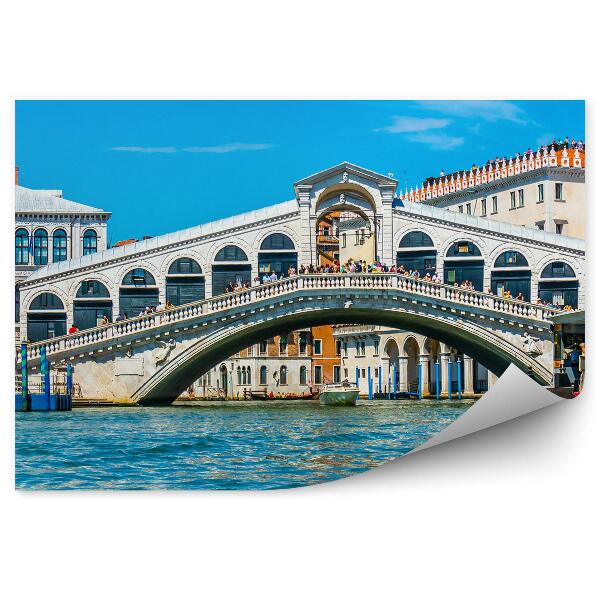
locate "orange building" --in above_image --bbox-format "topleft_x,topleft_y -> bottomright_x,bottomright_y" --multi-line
310,325 -> 341,385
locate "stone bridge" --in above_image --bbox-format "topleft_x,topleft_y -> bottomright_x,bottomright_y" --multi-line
20,274 -> 558,404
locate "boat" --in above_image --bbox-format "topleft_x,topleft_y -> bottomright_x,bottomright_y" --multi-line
318,382 -> 359,406
246,389 -> 319,401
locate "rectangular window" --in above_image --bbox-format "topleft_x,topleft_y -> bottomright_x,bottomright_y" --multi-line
555,223 -> 564,235
373,339 -> 380,355
279,335 -> 288,355
457,242 -> 470,254
299,332 -> 307,355
343,342 -> 348,357
466,203 -> 472,215
555,183 -> 563,200
447,269 -> 456,284
481,198 -> 487,216
537,184 -> 544,203
536,222 -> 545,231
518,189 -> 524,207
259,340 -> 268,355
510,191 -> 516,209
314,365 -> 323,384
361,369 -> 366,378
314,339 -> 322,355
335,339 -> 342,356
342,233 -> 346,248
333,366 -> 341,383
492,196 -> 498,213
344,368 -> 348,379
458,205 -> 463,213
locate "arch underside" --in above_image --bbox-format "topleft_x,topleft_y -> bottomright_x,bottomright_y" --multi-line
135,307 -> 549,405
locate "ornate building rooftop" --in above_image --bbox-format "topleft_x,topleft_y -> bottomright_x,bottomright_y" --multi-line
15,185 -> 110,215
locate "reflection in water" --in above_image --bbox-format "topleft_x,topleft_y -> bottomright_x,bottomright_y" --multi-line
15,400 -> 473,490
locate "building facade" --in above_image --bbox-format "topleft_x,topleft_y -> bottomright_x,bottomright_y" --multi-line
400,144 -> 585,239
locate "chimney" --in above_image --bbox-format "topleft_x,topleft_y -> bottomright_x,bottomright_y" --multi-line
15,166 -> 19,185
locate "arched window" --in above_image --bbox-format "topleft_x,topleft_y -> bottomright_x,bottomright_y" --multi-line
260,365 -> 267,386
540,261 -> 576,279
445,240 -> 482,257
27,293 -> 66,341
247,368 -> 251,385
76,280 -> 111,298
33,229 -> 48,265
83,229 -> 98,255
30,292 -> 64,311
121,268 -> 156,287
538,261 -> 578,308
237,366 -> 242,385
260,233 -> 295,250
299,365 -> 307,385
214,245 -> 248,262
15,229 -> 29,265
53,229 -> 68,262
493,251 -> 529,268
280,365 -> 288,385
168,257 -> 202,274
399,231 -> 434,248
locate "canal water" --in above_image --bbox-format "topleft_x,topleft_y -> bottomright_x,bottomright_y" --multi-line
15,400 -> 473,490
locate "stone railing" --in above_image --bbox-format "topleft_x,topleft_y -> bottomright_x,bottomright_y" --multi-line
21,273 -> 561,361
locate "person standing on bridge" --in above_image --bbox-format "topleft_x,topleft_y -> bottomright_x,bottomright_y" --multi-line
68,324 -> 78,334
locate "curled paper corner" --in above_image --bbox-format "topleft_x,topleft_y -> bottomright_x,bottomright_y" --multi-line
411,364 -> 565,453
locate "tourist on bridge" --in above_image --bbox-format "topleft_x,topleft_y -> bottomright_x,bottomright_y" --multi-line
100,315 -> 110,326
68,324 -> 78,334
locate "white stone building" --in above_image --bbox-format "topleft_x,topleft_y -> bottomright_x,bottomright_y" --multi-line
333,325 -> 492,398
401,144 -> 585,239
15,182 -> 111,334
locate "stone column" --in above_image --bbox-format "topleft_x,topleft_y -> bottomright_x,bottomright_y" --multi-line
397,357 -> 408,393
463,355 -> 475,394
296,185 -> 313,267
419,355 -> 430,396
380,184 -> 395,266
440,352 -> 451,394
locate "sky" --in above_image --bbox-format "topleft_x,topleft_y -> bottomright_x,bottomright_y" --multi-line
16,100 -> 585,244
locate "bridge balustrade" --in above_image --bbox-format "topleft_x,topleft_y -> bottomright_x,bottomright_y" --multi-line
20,273 -> 561,361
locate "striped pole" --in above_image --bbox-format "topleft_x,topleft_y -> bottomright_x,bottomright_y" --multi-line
66,363 -> 73,396
20,342 -> 29,410
40,346 -> 51,409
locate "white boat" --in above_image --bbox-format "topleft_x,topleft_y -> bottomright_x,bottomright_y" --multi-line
319,382 -> 359,406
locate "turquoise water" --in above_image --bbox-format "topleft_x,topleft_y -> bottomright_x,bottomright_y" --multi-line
15,400 -> 472,490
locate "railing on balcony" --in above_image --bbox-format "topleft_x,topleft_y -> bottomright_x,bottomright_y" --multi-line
20,273 -> 562,362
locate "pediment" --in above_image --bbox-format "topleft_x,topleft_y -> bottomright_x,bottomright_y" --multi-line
294,162 -> 397,190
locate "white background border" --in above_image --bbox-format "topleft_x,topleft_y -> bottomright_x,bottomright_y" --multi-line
1,2 -> 597,599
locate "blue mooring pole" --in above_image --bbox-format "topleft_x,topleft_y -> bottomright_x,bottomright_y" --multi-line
393,364 -> 397,399
40,346 -> 50,410
355,367 -> 359,387
447,359 -> 452,400
417,362 -> 422,400
378,365 -> 382,395
21,342 -> 29,410
457,357 -> 462,401
66,363 -> 73,396
367,366 -> 373,400
387,377 -> 391,400
435,360 -> 440,400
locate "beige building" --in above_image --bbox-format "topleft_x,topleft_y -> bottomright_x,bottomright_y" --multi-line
402,144 -> 585,239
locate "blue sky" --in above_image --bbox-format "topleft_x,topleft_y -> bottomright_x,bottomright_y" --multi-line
16,100 -> 584,244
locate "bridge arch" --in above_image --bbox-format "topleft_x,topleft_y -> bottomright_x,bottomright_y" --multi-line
131,303 -> 552,405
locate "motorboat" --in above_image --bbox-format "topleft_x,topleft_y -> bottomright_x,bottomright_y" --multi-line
318,382 -> 359,406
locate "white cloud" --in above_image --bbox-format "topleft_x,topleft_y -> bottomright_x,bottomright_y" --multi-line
111,146 -> 177,153
417,100 -> 528,125
405,132 -> 465,151
375,116 -> 452,133
183,143 -> 273,153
